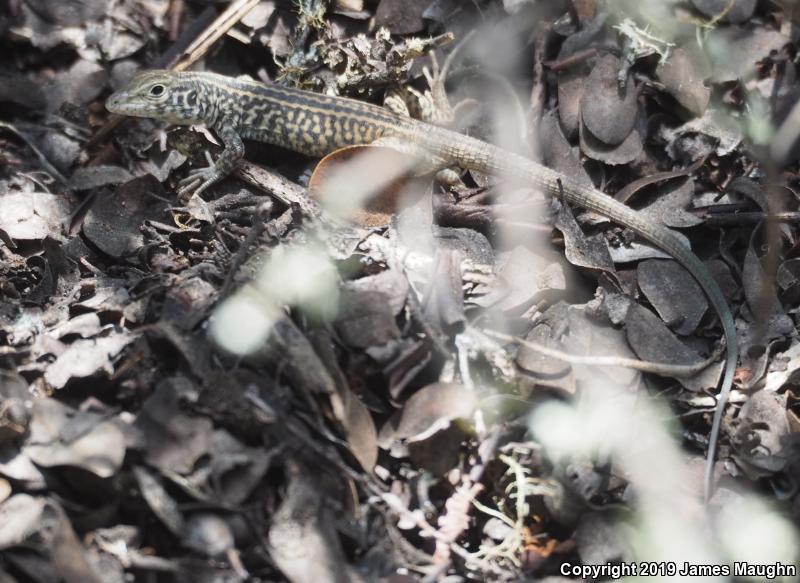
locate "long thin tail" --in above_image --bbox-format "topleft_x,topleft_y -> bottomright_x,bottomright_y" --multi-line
556,174 -> 738,503
492,151 -> 739,501
434,132 -> 738,500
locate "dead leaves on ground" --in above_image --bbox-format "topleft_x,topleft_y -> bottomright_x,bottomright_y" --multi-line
2,0 -> 800,581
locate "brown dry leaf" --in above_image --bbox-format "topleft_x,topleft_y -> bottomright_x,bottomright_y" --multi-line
554,203 -> 617,280
637,259 -> 708,336
134,377 -> 213,475
340,388 -> 378,472
706,25 -> 789,83
268,462 -> 362,583
133,465 -> 185,536
0,74 -> 46,109
579,121 -> 643,165
522,303 -> 642,391
690,0 -> 757,24
335,289 -> 401,348
82,175 -> 169,259
342,269 -> 409,316
625,303 -> 702,367
375,0 -> 430,34
742,242 -> 795,345
422,248 -> 465,329
557,68 -> 586,139
637,177 -> 704,229
0,192 -> 71,241
204,430 -> 274,505
494,245 -> 568,315
731,390 -> 788,479
776,258 -> 800,305
23,0 -> 105,26
23,397 -> 125,478
516,320 -> 573,390
378,382 -> 477,447
656,46 -> 711,117
43,329 -> 134,390
68,165 -> 133,191
310,144 -> 420,227
182,513 -> 235,557
625,304 -> 718,392
0,494 -> 47,548
579,54 -> 638,146
539,110 -> 592,188
0,371 -> 30,447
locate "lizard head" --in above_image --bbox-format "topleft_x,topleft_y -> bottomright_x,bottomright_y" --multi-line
106,70 -> 204,125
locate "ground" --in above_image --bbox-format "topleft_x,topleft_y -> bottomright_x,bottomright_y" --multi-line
1,0 -> 799,581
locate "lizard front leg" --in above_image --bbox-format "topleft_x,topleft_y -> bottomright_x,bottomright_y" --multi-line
177,123 -> 244,201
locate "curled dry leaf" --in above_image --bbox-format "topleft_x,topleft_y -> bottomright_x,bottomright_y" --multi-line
22,397 -> 126,478
742,242 -> 795,345
133,465 -> 185,536
517,321 -> 573,389
43,330 -> 134,390
310,144 -> 420,227
0,193 -> 72,241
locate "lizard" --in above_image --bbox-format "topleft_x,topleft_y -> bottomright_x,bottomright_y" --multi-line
105,69 -> 738,501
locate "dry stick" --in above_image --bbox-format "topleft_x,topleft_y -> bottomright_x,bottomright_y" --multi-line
168,0 -> 186,42
528,24 -> 548,128
171,0 -> 261,72
233,160 -> 322,218
485,329 -> 723,378
0,121 -> 67,184
703,210 -> 800,226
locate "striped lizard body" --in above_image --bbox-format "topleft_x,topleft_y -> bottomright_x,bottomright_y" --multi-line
106,70 -> 737,500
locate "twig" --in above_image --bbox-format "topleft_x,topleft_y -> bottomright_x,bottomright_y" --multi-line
232,160 -> 322,218
0,121 -> 67,184
485,329 -> 723,378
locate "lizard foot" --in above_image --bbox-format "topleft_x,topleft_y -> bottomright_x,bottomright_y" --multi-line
176,151 -> 222,202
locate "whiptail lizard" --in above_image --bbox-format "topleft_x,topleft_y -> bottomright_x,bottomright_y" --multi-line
106,70 -> 737,500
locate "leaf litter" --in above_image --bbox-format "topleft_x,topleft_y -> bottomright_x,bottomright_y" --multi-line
1,0 -> 800,581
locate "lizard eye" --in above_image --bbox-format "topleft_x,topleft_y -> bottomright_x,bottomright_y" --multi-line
148,84 -> 166,98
